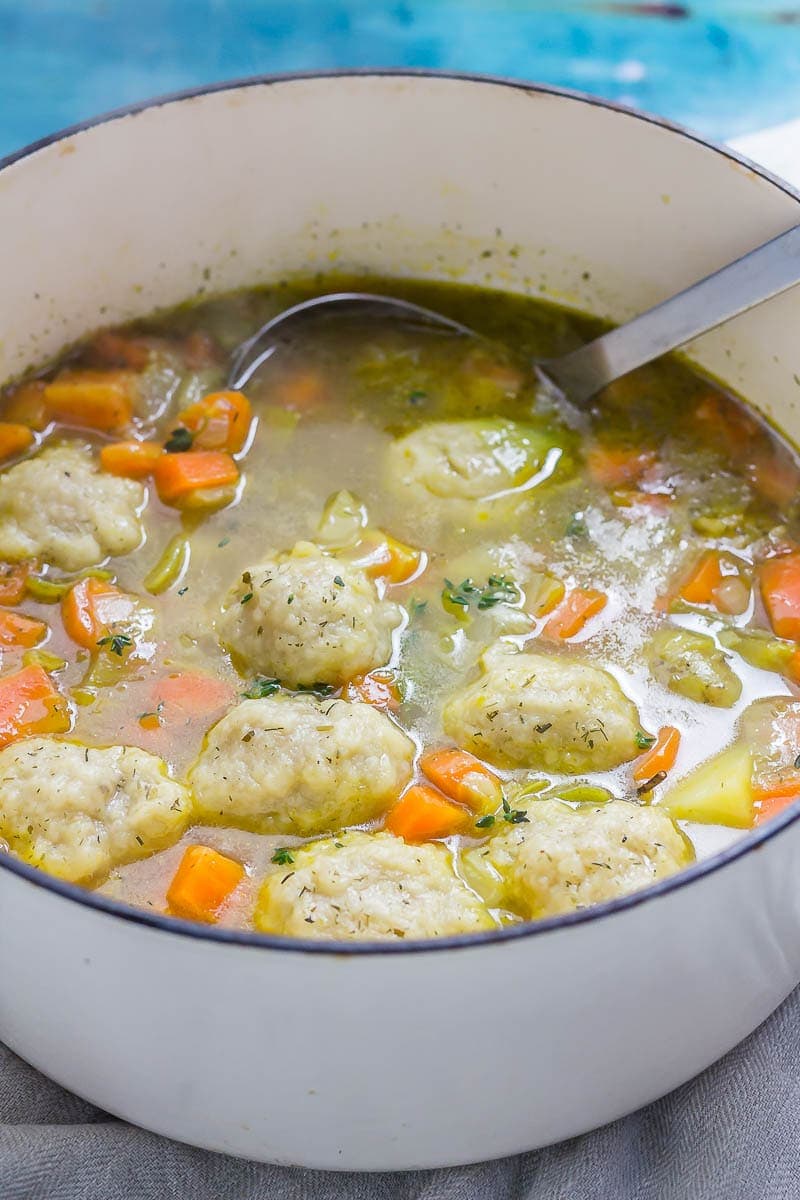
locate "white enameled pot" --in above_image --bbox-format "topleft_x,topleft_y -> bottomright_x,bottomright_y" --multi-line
2,72 -> 800,1171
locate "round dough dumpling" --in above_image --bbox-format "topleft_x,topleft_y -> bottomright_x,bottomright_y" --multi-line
218,541 -> 402,687
443,641 -> 643,773
463,798 -> 692,919
386,418 -> 568,502
255,831 -> 496,940
0,443 -> 144,570
0,739 -> 191,884
189,694 -> 415,836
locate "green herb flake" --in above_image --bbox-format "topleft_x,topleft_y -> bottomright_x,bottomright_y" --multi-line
442,574 -> 520,617
271,847 -> 295,866
217,537 -> 230,548
177,586 -> 189,596
475,814 -> 496,829
96,633 -> 134,657
566,513 -> 587,538
333,575 -> 345,588
240,592 -> 254,605
296,682 -> 336,697
164,427 -> 194,453
242,677 -> 280,699
502,796 -> 529,825
635,731 -> 657,750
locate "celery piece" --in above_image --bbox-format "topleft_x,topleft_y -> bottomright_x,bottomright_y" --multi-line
144,535 -> 190,595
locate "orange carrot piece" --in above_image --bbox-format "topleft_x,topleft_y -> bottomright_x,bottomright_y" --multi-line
0,664 -> 70,747
0,561 -> 35,606
176,390 -> 252,453
61,578 -> 135,649
358,532 -> 422,585
0,422 -> 33,462
384,785 -> 470,842
0,609 -> 46,649
272,370 -> 328,412
760,553 -> 800,640
2,380 -> 49,430
632,726 -> 681,783
152,671 -> 236,720
183,331 -> 220,369
87,331 -> 150,371
344,671 -> 401,711
679,551 -> 724,605
100,440 -> 164,478
153,450 -> 239,505
420,748 -> 502,811
753,775 -> 800,825
43,369 -> 134,433
587,446 -> 656,488
542,587 -> 607,639
166,845 -> 245,923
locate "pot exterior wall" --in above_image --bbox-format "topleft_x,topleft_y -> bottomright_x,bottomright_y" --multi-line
2,74 -> 800,1169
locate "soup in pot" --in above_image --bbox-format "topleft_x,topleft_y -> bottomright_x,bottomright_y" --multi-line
0,276 -> 798,940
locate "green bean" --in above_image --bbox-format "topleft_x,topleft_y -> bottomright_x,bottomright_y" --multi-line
144,535 -> 190,595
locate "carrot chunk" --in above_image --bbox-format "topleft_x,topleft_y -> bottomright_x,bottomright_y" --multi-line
87,331 -> 151,371
753,774 -> 800,825
344,671 -> 401,711
542,587 -> 607,639
679,551 -> 724,605
152,671 -> 236,721
384,785 -> 470,842
176,390 -> 253,453
166,845 -> 245,923
586,445 -> 656,488
0,610 -> 46,649
760,553 -> 800,640
2,380 -> 49,430
61,578 -> 136,649
356,531 -> 422,585
100,440 -> 163,478
153,450 -> 239,506
0,664 -> 70,747
420,748 -> 502,811
633,726 -> 681,784
43,369 -> 134,433
0,561 -> 35,606
0,422 -> 33,462
272,370 -> 328,412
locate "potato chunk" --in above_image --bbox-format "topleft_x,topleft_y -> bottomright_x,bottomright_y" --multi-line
0,444 -> 144,570
443,641 -> 643,772
0,739 -> 191,884
189,694 -> 414,836
649,626 -> 742,708
463,798 -> 692,918
255,831 -> 495,940
217,541 -> 401,687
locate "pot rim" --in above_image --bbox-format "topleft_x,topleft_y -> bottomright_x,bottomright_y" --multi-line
1,66 -> 798,958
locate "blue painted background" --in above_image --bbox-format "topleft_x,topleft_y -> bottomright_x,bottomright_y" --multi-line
1,1 -> 800,157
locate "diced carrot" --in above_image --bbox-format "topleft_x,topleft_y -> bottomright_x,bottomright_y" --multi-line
0,664 -> 71,747
2,380 -> 49,430
166,845 -> 245,923
87,331 -> 151,371
0,561 -> 35,606
679,551 -> 724,606
61,578 -> 136,649
153,450 -> 239,506
176,390 -> 253,453
587,445 -> 656,488
0,610 -> 46,649
542,587 -> 607,639
152,671 -> 236,720
344,671 -> 401,711
183,331 -> 220,369
0,422 -> 33,462
272,370 -> 328,412
633,726 -> 681,784
460,350 -> 524,395
384,785 -> 470,842
43,369 -> 134,433
694,393 -> 758,454
100,440 -> 164,478
753,774 -> 800,825
610,488 -> 673,512
760,553 -> 800,640
420,748 -> 502,811
357,531 -> 422,585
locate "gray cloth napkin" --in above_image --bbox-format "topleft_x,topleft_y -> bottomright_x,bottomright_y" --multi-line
3,985 -> 800,1200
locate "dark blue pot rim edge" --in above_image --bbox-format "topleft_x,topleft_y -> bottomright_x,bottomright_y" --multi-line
0,66 -> 797,958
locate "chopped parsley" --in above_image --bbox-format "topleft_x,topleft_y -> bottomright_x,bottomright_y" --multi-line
96,633 -> 133,656
271,847 -> 295,866
296,682 -> 336,697
502,797 -> 529,825
333,575 -> 345,588
217,537 -> 230,548
240,592 -> 254,605
566,513 -> 587,538
242,677 -> 280,699
177,585 -> 189,596
408,598 -> 428,620
475,813 -> 496,829
164,427 -> 194,453
635,731 -> 656,750
442,574 -> 520,618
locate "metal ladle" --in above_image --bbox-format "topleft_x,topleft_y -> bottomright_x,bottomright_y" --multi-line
228,225 -> 800,404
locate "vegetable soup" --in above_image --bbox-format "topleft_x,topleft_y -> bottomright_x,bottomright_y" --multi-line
0,276 -> 798,940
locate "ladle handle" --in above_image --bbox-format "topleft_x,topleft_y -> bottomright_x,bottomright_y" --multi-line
545,224 -> 800,404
